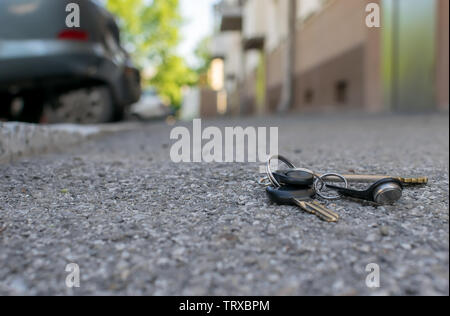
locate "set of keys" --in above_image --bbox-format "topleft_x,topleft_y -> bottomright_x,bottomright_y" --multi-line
261,155 -> 428,223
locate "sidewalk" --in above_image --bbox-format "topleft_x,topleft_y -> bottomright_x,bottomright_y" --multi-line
0,114 -> 448,295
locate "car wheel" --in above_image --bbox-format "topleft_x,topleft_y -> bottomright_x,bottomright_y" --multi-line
0,93 -> 12,121
46,86 -> 115,124
14,93 -> 45,123
113,103 -> 125,122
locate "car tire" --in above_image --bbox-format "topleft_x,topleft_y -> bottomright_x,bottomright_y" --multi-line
46,86 -> 115,124
16,93 -> 45,123
113,104 -> 125,122
0,93 -> 12,121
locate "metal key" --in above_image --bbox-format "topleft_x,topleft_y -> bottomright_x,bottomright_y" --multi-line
266,186 -> 340,222
294,200 -> 340,223
320,174 -> 428,185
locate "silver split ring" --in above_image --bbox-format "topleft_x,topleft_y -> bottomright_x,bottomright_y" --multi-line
314,173 -> 348,200
266,155 -> 296,188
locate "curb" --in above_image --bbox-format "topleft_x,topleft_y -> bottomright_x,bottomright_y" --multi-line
0,122 -> 137,163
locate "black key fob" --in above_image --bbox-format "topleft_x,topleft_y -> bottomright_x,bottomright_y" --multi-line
272,169 -> 314,188
326,178 -> 403,204
266,185 -> 315,205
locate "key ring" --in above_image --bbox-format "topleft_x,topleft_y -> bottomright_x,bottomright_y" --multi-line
265,155 -> 345,199
314,173 -> 348,200
266,155 -> 316,188
258,177 -> 272,186
266,155 -> 296,187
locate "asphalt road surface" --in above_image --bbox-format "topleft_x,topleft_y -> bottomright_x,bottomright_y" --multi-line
0,114 -> 448,295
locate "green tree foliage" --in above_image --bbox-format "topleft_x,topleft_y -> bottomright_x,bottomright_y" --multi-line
150,54 -> 197,107
106,0 -> 197,108
194,36 -> 212,75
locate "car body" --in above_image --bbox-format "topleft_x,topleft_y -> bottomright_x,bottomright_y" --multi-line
130,89 -> 174,120
0,0 -> 141,123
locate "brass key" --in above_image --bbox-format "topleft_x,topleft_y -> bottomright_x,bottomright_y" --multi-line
294,200 -> 340,223
320,174 -> 428,185
266,186 -> 340,223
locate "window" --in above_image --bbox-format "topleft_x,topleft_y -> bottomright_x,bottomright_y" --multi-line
304,89 -> 314,104
335,80 -> 348,104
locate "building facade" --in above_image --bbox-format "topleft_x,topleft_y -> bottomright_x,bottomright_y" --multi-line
210,0 -> 449,116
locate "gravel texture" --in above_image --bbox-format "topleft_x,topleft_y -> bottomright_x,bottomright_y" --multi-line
0,114 -> 448,296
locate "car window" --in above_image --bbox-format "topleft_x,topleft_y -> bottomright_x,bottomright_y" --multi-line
144,89 -> 157,96
108,20 -> 121,46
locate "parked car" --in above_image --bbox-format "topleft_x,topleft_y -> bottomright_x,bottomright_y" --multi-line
0,0 -> 141,123
131,89 -> 174,121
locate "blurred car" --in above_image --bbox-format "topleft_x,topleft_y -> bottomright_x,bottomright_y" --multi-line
131,89 -> 174,121
0,0 -> 141,123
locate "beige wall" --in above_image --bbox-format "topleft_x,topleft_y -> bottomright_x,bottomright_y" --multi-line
200,89 -> 218,118
266,42 -> 285,93
298,0 -> 323,20
265,0 -> 371,111
219,0 -> 447,116
265,0 -> 289,53
241,70 -> 257,115
225,33 -> 244,82
295,0 -> 367,74
243,0 -> 268,39
293,45 -> 365,110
